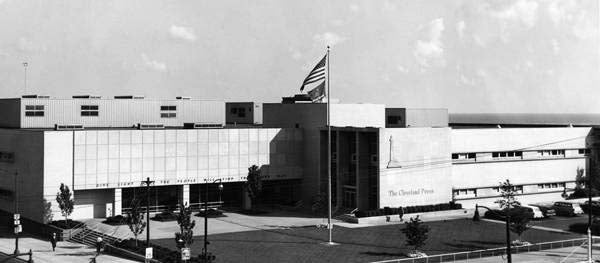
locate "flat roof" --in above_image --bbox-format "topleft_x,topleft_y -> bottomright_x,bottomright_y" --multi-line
450,113 -> 600,127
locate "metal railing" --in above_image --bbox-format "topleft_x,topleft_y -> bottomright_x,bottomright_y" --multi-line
371,237 -> 594,263
0,249 -> 33,263
120,201 -> 224,215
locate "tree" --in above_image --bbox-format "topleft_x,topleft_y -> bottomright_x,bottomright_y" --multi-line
42,198 -> 53,224
495,179 -> 520,263
510,216 -> 531,241
175,203 -> 195,248
495,179 -> 521,209
245,165 -> 262,211
401,216 -> 429,254
55,183 -> 74,228
126,198 -> 146,247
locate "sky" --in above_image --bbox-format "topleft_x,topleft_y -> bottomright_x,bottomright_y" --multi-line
0,0 -> 597,113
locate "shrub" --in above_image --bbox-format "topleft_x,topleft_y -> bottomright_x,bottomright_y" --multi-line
102,215 -> 127,225
50,219 -> 83,229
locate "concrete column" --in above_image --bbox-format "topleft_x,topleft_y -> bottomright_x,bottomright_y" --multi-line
182,184 -> 190,206
114,188 -> 122,216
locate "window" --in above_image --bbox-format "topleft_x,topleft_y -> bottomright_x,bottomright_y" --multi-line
25,105 -> 44,116
579,149 -> 591,155
538,182 -> 566,190
0,151 -> 14,163
81,105 -> 99,116
452,153 -> 476,160
230,107 -> 246,118
387,116 -> 402,125
160,105 -> 177,118
539,150 -> 565,157
491,151 -> 523,159
453,188 -> 477,197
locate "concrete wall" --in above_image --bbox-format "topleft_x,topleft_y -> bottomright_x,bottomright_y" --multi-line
43,131 -> 74,222
0,129 -> 45,222
451,127 -> 591,208
0,99 -> 20,128
226,102 -> 262,125
405,108 -> 448,128
263,103 -> 385,129
379,127 -> 453,207
452,127 -> 591,152
15,98 -> 225,128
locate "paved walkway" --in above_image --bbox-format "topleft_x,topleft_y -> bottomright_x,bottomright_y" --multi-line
453,245 -> 600,262
0,234 -> 135,263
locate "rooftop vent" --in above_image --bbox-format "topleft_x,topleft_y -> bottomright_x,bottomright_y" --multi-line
22,95 -> 50,99
55,124 -> 84,130
115,95 -> 145,99
137,123 -> 165,130
183,123 -> 223,129
73,95 -> 102,99
176,96 -> 192,100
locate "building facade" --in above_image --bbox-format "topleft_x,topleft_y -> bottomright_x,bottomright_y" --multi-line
0,96 -> 597,222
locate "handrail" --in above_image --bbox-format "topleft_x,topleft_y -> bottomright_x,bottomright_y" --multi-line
371,237 -> 595,263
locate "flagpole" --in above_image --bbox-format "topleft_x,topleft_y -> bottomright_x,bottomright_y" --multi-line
326,45 -> 336,245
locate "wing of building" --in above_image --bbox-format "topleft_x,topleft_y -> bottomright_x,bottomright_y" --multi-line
0,94 -> 597,222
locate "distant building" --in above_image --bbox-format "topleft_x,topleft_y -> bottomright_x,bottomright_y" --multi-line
0,94 -> 597,222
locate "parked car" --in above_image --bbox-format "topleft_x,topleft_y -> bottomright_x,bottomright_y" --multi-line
483,206 -> 534,221
552,201 -> 584,216
581,200 -> 600,215
520,205 -> 544,219
529,204 -> 556,218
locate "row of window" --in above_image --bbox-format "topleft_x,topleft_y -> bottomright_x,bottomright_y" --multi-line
454,183 -> 568,198
25,105 -> 180,118
452,149 -> 590,161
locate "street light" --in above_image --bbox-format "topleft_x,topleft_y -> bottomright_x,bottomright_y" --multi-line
141,177 -> 155,247
218,183 -> 224,204
203,178 -> 222,262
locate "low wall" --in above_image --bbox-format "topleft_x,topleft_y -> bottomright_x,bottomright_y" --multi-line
344,209 -> 471,224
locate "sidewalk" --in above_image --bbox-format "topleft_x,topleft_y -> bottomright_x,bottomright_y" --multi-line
454,245 -> 600,262
0,234 -> 135,263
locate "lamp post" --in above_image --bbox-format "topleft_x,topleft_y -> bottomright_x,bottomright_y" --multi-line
218,183 -> 224,204
204,179 -> 222,262
13,171 -> 19,255
141,177 -> 154,247
22,62 -> 28,95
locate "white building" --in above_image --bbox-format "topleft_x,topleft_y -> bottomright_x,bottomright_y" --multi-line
0,95 -> 596,222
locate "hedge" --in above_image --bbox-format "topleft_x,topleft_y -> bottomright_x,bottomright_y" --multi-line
354,202 -> 462,218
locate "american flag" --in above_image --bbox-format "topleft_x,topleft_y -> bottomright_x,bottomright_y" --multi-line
300,54 -> 327,91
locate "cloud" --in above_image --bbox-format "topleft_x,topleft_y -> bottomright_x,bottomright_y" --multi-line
397,65 -> 409,73
17,37 -> 46,52
552,39 -> 560,54
547,0 -> 595,40
141,53 -> 167,72
288,47 -> 302,60
456,21 -> 466,40
414,18 -> 445,68
547,0 -> 576,25
169,25 -> 197,42
313,32 -> 346,47
491,0 -> 539,28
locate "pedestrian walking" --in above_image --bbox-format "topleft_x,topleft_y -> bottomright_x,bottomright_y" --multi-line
49,232 -> 57,251
96,236 -> 103,256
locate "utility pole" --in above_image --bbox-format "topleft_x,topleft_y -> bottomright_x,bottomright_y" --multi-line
14,171 -> 19,255
204,179 -> 222,262
505,203 -> 511,263
587,161 -> 593,263
141,177 -> 154,247
22,62 -> 28,95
